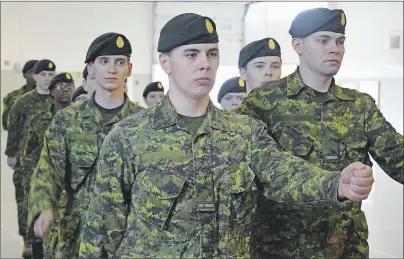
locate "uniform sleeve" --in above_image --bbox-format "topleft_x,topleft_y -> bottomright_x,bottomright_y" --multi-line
5,95 -> 25,157
364,95 -> 403,184
2,93 -> 13,130
28,114 -> 67,225
22,119 -> 40,168
79,126 -> 133,258
250,119 -> 342,205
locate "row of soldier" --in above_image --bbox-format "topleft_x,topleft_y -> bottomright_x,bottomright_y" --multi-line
2,6 -> 402,259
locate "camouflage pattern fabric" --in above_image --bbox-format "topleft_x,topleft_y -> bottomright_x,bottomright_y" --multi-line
2,84 -> 35,130
28,95 -> 144,258
79,95 -> 346,258
5,90 -> 52,158
12,168 -> 26,239
236,68 -> 403,258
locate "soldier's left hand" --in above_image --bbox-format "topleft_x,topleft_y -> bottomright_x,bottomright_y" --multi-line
338,162 -> 374,202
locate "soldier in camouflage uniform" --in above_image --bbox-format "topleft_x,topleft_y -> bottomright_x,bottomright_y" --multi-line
2,60 -> 37,259
78,13 -> 374,258
2,60 -> 38,130
142,81 -> 165,108
28,32 -> 144,259
72,66 -> 97,104
23,72 -> 75,258
5,59 -> 55,258
237,7 -> 404,258
238,37 -> 282,94
217,77 -> 247,111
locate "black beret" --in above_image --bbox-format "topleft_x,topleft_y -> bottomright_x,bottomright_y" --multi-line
289,8 -> 346,38
143,81 -> 164,98
158,13 -> 219,53
85,32 -> 132,63
217,77 -> 246,103
238,38 -> 281,68
71,85 -> 87,101
22,60 -> 38,74
82,66 -> 88,80
33,59 -> 56,74
49,72 -> 74,91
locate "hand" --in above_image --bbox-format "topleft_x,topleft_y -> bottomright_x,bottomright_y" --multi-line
7,156 -> 17,169
338,162 -> 374,202
34,211 -> 53,238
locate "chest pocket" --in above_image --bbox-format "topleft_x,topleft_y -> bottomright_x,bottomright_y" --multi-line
340,130 -> 369,162
68,134 -> 98,190
132,173 -> 186,230
220,162 -> 256,223
273,119 -> 314,158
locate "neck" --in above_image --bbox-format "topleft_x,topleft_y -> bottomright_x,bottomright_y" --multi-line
26,82 -> 36,88
36,85 -> 50,95
168,81 -> 209,117
299,65 -> 333,93
94,85 -> 125,109
54,101 -> 70,112
246,83 -> 253,94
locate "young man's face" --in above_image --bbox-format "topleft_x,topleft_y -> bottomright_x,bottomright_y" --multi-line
144,91 -> 165,108
88,55 -> 132,91
160,43 -> 220,99
34,71 -> 55,91
297,31 -> 346,77
220,92 -> 247,111
51,82 -> 75,103
240,56 -> 282,93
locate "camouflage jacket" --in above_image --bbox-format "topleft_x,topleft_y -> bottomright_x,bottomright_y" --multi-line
28,95 -> 144,258
21,104 -> 55,170
2,84 -> 36,130
5,90 -> 52,159
236,69 -> 403,258
78,95 -> 346,259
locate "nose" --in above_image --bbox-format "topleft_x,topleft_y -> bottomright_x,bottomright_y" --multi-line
198,54 -> 211,71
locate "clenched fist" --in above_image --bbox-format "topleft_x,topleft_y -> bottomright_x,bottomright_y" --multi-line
34,211 -> 54,238
338,162 -> 374,202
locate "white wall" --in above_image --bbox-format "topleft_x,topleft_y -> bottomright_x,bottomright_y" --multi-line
1,2 -> 154,103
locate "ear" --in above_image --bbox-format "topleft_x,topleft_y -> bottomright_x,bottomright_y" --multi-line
33,74 -> 38,81
239,68 -> 247,81
127,62 -> 133,77
87,62 -> 94,76
159,53 -> 171,75
292,38 -> 303,56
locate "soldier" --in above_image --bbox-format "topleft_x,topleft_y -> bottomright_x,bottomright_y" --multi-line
237,7 -> 403,258
28,32 -> 144,258
217,76 -> 247,111
239,37 -> 282,94
5,59 -> 55,258
78,13 -> 374,258
72,67 -> 96,103
142,81 -> 165,108
23,72 -> 75,259
2,59 -> 38,130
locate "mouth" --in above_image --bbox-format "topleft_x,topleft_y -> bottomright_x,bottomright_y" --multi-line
194,77 -> 210,85
326,59 -> 340,64
105,77 -> 117,82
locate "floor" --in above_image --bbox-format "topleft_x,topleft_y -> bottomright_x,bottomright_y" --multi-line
1,132 -> 403,258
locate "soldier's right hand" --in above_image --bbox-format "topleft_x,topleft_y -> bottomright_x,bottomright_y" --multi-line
34,211 -> 53,238
7,156 -> 17,169
338,162 -> 374,202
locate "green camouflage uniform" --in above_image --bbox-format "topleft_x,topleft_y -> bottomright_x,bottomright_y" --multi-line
79,96 -> 347,258
28,96 -> 144,258
22,104 -> 60,257
2,84 -> 36,130
236,69 -> 404,258
5,89 -> 52,241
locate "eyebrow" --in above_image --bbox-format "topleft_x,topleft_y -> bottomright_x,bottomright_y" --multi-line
316,35 -> 346,40
183,48 -> 219,53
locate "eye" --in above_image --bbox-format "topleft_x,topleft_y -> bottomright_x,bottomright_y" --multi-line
208,52 -> 218,58
186,53 -> 197,59
117,60 -> 126,65
255,65 -> 263,69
